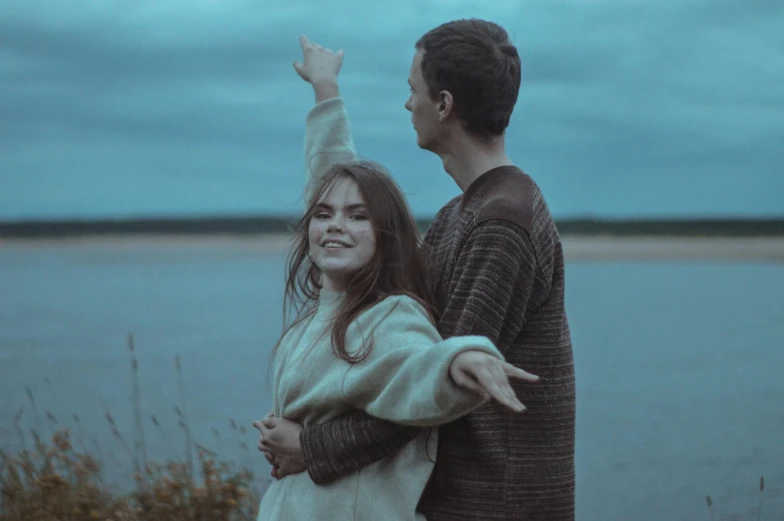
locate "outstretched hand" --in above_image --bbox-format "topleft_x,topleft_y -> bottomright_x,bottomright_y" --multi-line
449,350 -> 539,412
293,35 -> 344,87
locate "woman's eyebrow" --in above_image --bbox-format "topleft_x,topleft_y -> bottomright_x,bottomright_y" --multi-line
313,203 -> 367,211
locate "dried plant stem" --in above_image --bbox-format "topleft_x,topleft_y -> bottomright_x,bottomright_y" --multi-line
72,413 -> 88,454
756,475 -> 764,521
101,402 -> 137,476
24,386 -> 41,432
150,415 -> 175,456
175,354 -> 195,481
128,334 -> 149,480
237,423 -> 257,479
12,408 -> 26,453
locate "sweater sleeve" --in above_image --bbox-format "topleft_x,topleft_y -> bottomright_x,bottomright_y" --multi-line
303,97 -> 359,201
300,412 -> 421,485
438,219 -> 537,351
341,297 -> 501,426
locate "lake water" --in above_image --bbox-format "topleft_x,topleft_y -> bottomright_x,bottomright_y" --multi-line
1,238 -> 782,520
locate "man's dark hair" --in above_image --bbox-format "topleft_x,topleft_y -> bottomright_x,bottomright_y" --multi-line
415,19 -> 521,141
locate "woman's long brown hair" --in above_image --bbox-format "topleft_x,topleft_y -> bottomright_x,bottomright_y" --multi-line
274,160 -> 438,365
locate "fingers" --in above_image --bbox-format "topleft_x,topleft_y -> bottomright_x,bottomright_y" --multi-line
264,451 -> 275,466
254,416 -> 277,450
493,362 -> 526,412
293,61 -> 307,81
257,433 -> 268,452
300,34 -> 322,52
275,461 -> 301,479
451,369 -> 490,400
503,362 -> 539,382
298,34 -> 339,57
471,359 -> 526,412
476,367 -> 524,413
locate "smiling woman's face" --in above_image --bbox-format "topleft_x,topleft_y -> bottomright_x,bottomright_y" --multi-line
308,177 -> 377,292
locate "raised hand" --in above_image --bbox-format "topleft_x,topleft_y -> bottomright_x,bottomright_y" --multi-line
293,35 -> 344,88
449,350 -> 539,412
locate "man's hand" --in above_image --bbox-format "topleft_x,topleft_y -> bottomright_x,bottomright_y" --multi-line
293,35 -> 343,103
252,414 -> 307,479
449,350 -> 540,413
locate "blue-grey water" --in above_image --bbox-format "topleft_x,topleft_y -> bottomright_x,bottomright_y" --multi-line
1,239 -> 782,521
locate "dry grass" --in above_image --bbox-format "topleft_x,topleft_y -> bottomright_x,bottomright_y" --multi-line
0,334 -> 262,521
0,430 -> 259,521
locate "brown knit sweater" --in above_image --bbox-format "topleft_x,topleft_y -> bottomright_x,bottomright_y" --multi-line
299,99 -> 576,521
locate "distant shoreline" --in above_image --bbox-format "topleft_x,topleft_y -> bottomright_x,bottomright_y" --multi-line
2,234 -> 784,262
1,216 -> 784,240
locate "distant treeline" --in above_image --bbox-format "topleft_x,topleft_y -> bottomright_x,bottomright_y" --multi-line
1,216 -> 783,239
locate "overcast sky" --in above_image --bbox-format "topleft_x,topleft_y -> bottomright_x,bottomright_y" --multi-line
1,0 -> 782,220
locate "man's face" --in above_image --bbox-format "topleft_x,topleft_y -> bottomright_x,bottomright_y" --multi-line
404,51 -> 441,151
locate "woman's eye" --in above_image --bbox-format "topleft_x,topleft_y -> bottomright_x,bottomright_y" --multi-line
314,212 -> 330,219
351,213 -> 368,220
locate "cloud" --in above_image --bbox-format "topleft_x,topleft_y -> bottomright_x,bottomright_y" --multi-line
0,0 -> 782,219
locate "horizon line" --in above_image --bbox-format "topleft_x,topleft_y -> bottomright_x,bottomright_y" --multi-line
2,213 -> 784,225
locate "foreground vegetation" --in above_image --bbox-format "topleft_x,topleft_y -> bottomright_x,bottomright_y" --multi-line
0,430 -> 259,520
0,335 -> 777,520
0,335 -> 263,520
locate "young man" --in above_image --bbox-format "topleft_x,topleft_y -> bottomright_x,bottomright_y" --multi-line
256,19 -> 575,521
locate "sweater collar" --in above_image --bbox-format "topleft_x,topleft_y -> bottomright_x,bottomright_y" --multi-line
462,165 -> 523,204
313,288 -> 344,321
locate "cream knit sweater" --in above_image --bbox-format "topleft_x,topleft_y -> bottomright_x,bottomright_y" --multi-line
257,290 -> 501,520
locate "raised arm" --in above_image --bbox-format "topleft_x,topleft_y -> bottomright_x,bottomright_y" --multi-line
303,97 -> 358,200
290,36 -> 418,485
294,35 -> 360,201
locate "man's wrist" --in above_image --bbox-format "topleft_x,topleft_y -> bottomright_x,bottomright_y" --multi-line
313,80 -> 340,103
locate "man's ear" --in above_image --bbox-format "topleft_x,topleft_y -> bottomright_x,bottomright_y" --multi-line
438,91 -> 454,120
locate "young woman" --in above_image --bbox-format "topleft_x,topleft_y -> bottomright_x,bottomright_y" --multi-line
256,162 -> 534,520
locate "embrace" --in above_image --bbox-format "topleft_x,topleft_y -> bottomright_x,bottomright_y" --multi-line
251,19 -> 576,521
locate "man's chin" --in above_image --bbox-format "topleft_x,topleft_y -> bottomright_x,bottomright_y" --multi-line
415,133 -> 430,150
